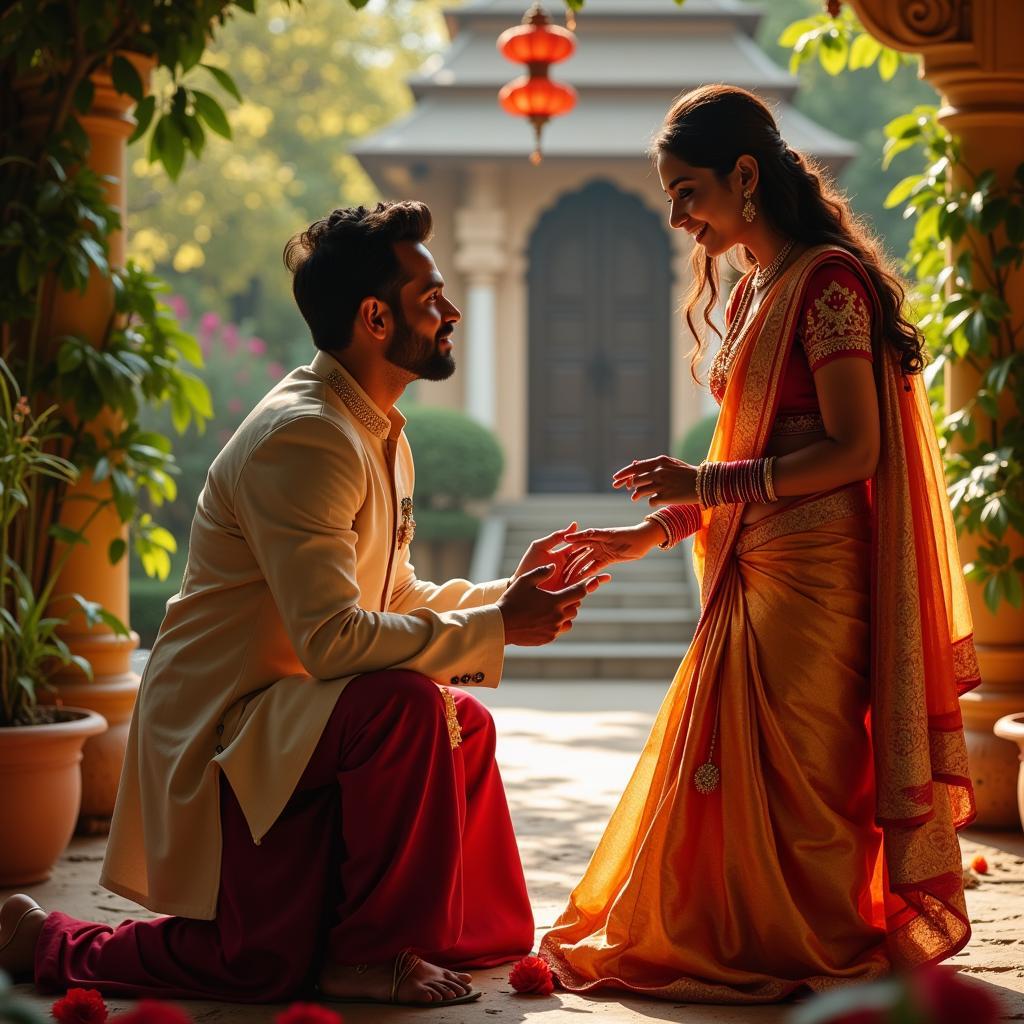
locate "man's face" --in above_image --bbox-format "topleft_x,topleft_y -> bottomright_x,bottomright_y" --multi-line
384,242 -> 462,381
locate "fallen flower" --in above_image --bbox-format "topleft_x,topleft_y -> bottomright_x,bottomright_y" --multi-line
509,955 -> 554,996
275,1003 -> 344,1024
51,988 -> 108,1024
971,854 -> 989,874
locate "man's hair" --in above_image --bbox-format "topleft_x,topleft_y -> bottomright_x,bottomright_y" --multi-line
283,201 -> 433,351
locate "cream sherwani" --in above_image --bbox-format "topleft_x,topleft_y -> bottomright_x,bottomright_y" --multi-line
100,353 -> 509,920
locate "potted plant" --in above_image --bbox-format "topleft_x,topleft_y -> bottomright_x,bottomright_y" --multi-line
0,360 -> 107,885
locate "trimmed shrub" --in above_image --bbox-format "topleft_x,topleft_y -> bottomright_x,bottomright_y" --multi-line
402,405 -> 504,541
675,411 -> 719,465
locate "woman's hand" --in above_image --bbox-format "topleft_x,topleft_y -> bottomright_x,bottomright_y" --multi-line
561,521 -> 664,583
612,455 -> 699,507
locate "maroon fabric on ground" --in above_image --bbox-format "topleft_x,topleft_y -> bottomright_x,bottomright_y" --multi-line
35,671 -> 533,1002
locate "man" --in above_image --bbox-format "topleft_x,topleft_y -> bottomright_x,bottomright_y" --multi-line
0,202 -> 608,1007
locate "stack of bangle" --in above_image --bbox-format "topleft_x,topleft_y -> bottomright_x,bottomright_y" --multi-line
695,457 -> 778,507
645,503 -> 702,549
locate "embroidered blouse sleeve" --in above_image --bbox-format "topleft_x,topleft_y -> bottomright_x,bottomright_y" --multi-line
799,263 -> 874,372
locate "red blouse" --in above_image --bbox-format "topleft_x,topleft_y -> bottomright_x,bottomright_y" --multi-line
720,261 -> 874,436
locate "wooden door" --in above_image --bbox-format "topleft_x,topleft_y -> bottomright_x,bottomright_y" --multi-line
528,180 -> 672,493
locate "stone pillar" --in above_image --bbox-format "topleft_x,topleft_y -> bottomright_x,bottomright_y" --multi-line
849,0 -> 1024,825
34,60 -> 148,831
454,164 -> 507,429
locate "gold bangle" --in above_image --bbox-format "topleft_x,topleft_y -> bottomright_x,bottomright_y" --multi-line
644,512 -> 673,549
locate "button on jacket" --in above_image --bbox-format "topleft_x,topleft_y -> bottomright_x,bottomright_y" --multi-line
100,354 -> 508,919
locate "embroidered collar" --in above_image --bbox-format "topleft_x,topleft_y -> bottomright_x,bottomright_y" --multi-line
311,352 -> 397,440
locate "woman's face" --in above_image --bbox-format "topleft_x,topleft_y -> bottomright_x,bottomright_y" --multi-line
657,149 -> 747,257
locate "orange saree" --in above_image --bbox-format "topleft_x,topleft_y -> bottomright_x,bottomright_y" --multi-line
539,245 -> 980,1002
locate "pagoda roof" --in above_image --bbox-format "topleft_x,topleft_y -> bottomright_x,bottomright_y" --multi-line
352,0 -> 856,168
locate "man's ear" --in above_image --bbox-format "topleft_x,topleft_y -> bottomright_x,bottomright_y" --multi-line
357,297 -> 390,341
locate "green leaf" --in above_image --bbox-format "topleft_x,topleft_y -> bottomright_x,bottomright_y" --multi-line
849,33 -> 881,70
201,63 -> 243,103
878,47 -> 900,81
128,95 -> 155,144
109,537 -> 127,564
984,572 -> 1002,613
111,55 -> 143,102
778,18 -> 820,48
191,90 -> 231,140
153,116 -> 186,181
884,175 -> 923,210
48,523 -> 88,547
818,30 -> 848,76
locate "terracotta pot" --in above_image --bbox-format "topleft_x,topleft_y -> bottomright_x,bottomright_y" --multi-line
0,707 -> 108,886
993,713 -> 1024,832
54,674 -> 139,834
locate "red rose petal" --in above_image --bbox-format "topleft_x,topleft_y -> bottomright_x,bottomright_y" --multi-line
971,854 -> 989,874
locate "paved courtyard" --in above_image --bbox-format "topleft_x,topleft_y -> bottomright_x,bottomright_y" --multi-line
6,682 -> 1024,1022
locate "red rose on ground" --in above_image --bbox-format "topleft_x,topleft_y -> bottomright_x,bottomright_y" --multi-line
912,966 -> 1000,1024
51,988 -> 108,1024
509,955 -> 554,996
971,854 -> 989,874
275,1004 -> 344,1024
115,1001 -> 193,1024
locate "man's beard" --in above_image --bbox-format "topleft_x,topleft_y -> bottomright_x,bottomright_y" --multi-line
385,307 -> 456,382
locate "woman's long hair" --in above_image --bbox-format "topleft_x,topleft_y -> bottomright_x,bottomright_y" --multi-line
652,84 -> 925,383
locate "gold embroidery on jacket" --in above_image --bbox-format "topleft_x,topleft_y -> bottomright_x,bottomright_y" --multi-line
803,280 -> 872,369
324,369 -> 390,438
439,686 -> 462,750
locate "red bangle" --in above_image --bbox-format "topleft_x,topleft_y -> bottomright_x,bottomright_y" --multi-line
646,504 -> 702,548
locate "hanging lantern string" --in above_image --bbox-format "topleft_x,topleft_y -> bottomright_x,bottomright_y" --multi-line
497,2 -> 578,165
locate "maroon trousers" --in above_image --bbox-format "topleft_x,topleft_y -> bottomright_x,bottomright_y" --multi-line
35,671 -> 534,1002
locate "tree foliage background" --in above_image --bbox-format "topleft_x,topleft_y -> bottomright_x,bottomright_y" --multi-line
127,0 -> 447,360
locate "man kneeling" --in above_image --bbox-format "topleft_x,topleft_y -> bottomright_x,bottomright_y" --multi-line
0,202 -> 608,1007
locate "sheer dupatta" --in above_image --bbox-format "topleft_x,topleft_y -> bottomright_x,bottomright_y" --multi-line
697,244 -> 979,966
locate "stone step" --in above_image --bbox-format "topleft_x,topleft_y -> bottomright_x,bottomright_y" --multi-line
561,606 -> 698,643
503,641 -> 685,681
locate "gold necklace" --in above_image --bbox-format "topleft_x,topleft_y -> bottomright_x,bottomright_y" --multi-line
753,238 -> 795,289
708,240 -> 795,399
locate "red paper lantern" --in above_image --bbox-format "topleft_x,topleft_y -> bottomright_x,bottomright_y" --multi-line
499,76 -> 576,120
496,2 -> 577,164
498,23 -> 575,66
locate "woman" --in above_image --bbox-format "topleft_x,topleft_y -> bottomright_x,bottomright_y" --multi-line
538,84 -> 979,1003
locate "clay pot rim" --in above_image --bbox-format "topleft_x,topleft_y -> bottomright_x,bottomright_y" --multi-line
994,712 -> 1024,742
0,705 -> 108,740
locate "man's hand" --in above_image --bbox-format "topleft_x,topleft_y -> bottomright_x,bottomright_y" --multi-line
497,564 -> 611,646
511,522 -> 579,592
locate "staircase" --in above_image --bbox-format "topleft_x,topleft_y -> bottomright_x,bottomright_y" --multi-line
473,495 -> 700,682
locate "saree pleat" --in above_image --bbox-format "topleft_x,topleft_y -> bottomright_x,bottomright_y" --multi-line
540,246 -> 978,1001
543,488 -> 889,1001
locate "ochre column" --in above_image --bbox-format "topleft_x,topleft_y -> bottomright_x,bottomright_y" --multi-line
849,0 -> 1024,825
34,62 -> 149,831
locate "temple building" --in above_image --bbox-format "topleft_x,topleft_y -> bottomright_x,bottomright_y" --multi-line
353,0 -> 856,498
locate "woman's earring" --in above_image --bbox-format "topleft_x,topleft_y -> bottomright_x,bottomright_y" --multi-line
742,189 -> 757,223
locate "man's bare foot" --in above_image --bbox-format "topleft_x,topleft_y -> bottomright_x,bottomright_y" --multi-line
318,954 -> 474,1004
0,894 -> 47,980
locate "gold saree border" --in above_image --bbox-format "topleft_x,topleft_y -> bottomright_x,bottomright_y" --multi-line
734,484 -> 870,556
